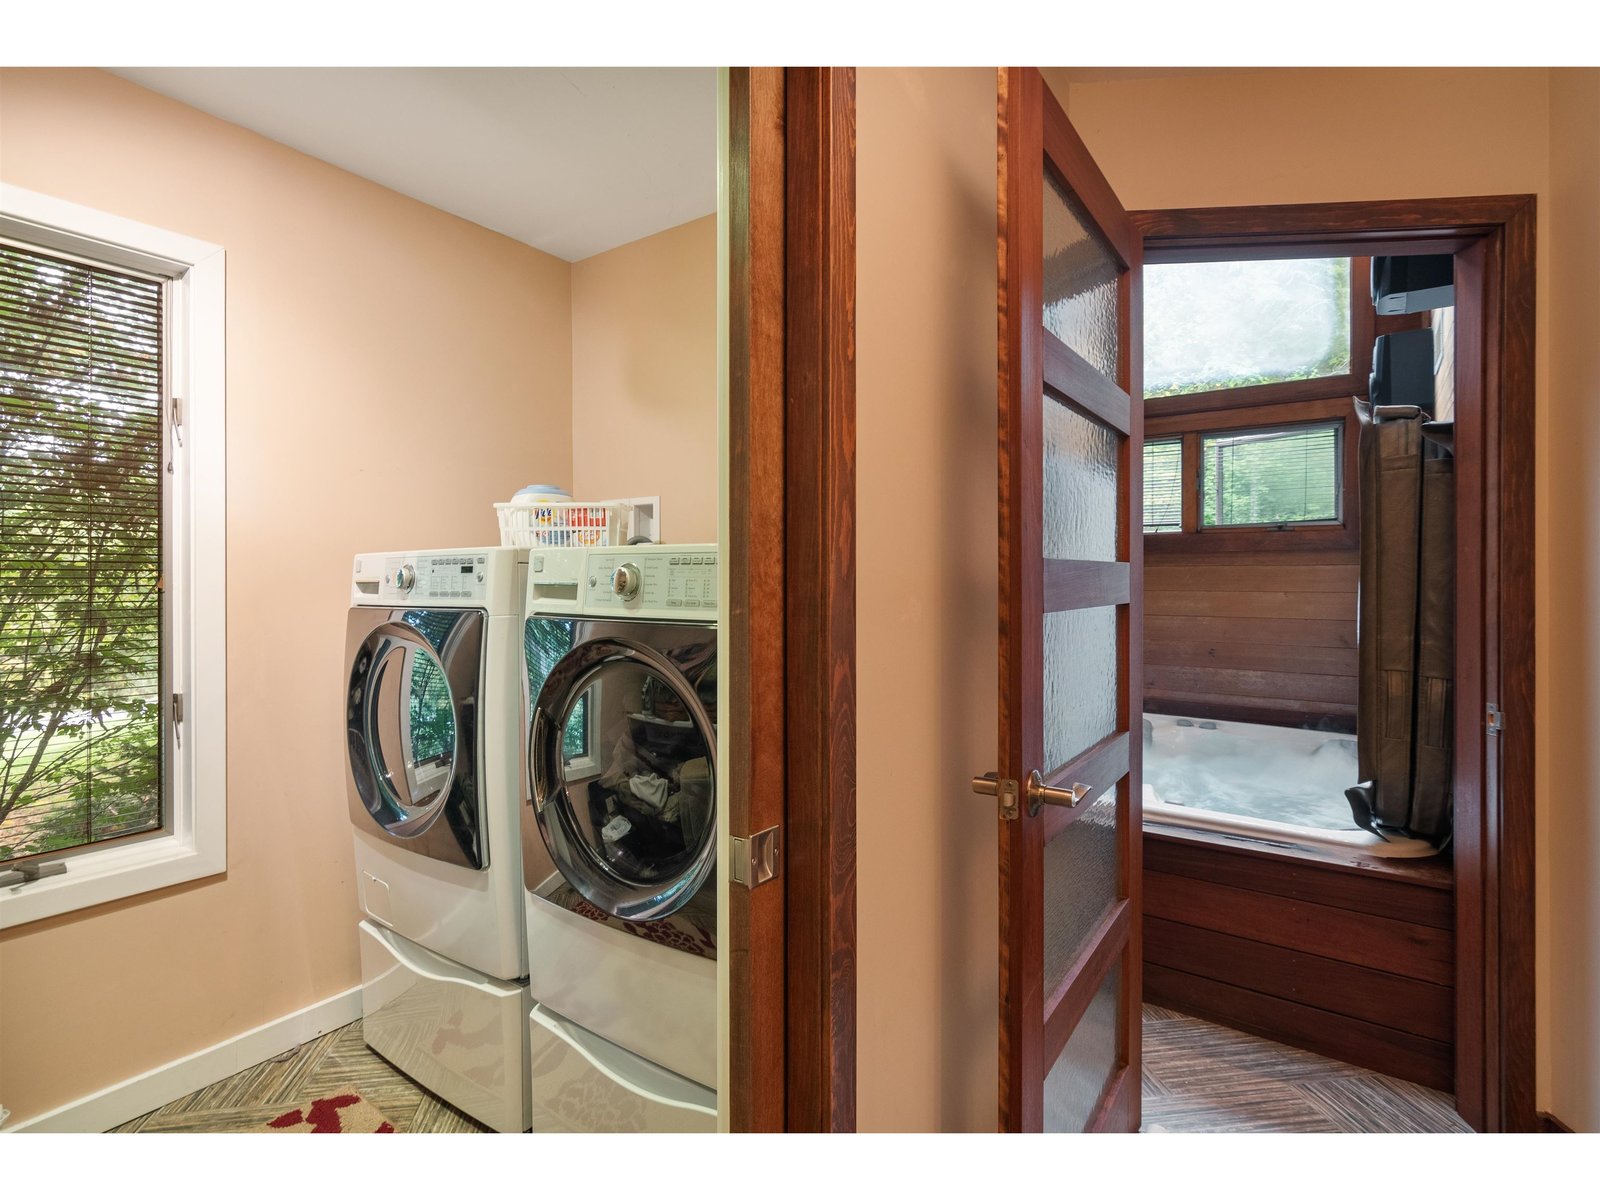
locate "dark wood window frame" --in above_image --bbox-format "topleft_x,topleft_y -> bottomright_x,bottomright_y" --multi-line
1135,196 -> 1538,1134
1145,394 -> 1360,554
1145,254 -> 1375,421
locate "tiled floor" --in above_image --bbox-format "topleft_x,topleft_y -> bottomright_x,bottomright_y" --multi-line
115,1005 -> 1469,1133
113,1019 -> 487,1133
1140,1003 -> 1472,1133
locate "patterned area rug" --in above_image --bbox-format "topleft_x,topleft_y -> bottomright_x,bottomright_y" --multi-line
263,1093 -> 395,1134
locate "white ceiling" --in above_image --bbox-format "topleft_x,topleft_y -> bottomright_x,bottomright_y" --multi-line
110,68 -> 718,262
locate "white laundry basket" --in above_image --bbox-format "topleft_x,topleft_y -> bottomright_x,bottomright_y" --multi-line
495,499 -> 636,549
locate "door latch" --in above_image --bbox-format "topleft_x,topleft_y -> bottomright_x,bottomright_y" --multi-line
731,825 -> 781,888
973,771 -> 1093,819
1486,702 -> 1504,736
971,773 -> 1020,820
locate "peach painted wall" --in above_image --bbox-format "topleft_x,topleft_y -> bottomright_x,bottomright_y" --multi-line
570,215 -> 718,543
855,66 -> 1594,1132
856,67 -> 1000,1132
0,68 -> 573,1124
1544,69 -> 1600,1133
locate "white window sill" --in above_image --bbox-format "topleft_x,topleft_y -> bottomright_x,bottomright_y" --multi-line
0,832 -> 225,929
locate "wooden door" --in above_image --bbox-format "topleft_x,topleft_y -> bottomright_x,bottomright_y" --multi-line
979,67 -> 1143,1132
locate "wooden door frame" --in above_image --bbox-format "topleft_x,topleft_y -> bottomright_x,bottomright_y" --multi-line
1132,197 -> 1538,1133
726,66 -> 858,1133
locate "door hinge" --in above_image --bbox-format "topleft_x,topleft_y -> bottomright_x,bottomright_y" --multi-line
1486,702 -> 1503,736
731,825 -> 781,889
172,692 -> 184,748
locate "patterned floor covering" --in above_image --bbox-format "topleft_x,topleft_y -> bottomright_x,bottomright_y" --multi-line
1140,1004 -> 1473,1133
115,1007 -> 1470,1133
113,1019 -> 487,1133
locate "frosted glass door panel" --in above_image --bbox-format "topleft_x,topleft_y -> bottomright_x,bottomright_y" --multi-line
1043,397 -> 1120,562
1042,789 -> 1120,998
1042,172 -> 1120,381
1043,962 -> 1123,1133
1043,606 -> 1118,769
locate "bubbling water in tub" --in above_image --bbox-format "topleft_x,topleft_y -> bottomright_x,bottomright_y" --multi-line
1143,717 -> 1361,832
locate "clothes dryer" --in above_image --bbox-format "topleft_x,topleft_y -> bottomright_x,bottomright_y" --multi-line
344,547 -> 530,1131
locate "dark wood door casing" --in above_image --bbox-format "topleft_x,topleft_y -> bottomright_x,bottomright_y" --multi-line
726,66 -> 857,1135
1133,195 -> 1537,1134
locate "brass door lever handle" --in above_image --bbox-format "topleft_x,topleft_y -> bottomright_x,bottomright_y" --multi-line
972,770 -> 1092,819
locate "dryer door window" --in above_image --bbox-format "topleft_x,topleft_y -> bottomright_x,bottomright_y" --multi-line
530,637 -> 716,922
370,637 -> 456,812
347,609 -> 485,868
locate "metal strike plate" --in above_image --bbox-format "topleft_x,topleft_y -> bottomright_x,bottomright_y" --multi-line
732,825 -> 782,888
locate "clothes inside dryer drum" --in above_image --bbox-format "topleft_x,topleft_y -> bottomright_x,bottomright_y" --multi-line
573,660 -> 716,883
525,618 -> 719,922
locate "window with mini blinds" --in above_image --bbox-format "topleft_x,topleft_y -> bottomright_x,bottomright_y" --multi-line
0,242 -> 166,864
1141,256 -> 1359,540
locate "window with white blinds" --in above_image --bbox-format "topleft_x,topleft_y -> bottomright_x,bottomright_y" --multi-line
0,242 -> 165,864
1143,437 -> 1183,533
1200,421 -> 1342,528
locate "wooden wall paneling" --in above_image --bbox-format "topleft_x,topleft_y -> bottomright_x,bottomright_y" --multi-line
1144,561 -> 1358,593
1141,830 -> 1457,1091
725,66 -> 788,1134
1145,832 -> 1453,927
782,65 -> 857,1135
1145,613 -> 1354,645
1147,697 -> 1357,731
1144,640 -> 1355,680
1145,587 -> 1355,622
1143,917 -> 1453,1042
1144,964 -> 1454,1091
1144,871 -> 1454,986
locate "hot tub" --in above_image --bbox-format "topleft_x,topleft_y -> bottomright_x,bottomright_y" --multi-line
1141,713 -> 1437,858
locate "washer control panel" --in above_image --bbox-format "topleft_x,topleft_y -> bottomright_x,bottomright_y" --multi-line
526,544 -> 719,619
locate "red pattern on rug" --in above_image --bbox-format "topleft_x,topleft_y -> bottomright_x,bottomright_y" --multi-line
266,1093 -> 395,1133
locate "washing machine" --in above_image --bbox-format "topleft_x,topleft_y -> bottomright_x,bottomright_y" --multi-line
344,547 -> 531,1132
520,543 -> 719,1132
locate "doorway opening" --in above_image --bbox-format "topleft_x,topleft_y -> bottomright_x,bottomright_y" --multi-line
1131,198 -> 1536,1133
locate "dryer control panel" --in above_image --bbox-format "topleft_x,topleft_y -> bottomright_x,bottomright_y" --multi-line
526,544 -> 719,620
351,547 -> 526,611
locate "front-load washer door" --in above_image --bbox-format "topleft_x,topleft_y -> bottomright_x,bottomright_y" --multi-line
525,619 -> 716,923
346,607 -> 486,870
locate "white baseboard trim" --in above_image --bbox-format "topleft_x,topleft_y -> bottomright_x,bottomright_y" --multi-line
2,985 -> 363,1134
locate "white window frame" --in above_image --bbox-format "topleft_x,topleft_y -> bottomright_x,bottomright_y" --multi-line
0,184 -> 226,928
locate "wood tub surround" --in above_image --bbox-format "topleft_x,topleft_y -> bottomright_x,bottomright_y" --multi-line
1142,828 -> 1455,1092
